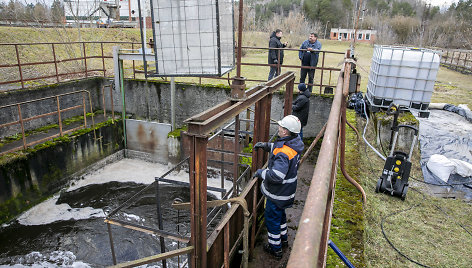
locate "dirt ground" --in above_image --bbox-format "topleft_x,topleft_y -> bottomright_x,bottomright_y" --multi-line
248,157 -> 316,268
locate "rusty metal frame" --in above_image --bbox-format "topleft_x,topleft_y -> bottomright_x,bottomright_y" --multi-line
0,41 -> 342,95
440,48 -> 472,73
0,41 -> 137,89
0,89 -> 95,155
104,157 -> 193,267
183,72 -> 295,268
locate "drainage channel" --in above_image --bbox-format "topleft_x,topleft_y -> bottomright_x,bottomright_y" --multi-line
0,156 -> 233,267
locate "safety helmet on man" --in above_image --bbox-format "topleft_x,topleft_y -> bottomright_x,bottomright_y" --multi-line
277,115 -> 301,134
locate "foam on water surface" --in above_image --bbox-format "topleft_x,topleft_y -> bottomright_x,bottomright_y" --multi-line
0,251 -> 91,268
17,196 -> 105,226
16,158 -> 232,226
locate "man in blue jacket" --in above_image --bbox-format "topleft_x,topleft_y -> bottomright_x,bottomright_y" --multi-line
268,29 -> 288,80
299,33 -> 322,92
253,115 -> 304,259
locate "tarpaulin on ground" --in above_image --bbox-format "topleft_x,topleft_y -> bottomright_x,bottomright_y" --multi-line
416,107 -> 472,199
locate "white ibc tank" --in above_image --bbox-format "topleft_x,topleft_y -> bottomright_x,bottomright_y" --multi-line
367,45 -> 441,111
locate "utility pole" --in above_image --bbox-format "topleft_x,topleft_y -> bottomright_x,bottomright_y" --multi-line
115,0 -> 120,20
324,21 -> 330,39
420,3 -> 430,48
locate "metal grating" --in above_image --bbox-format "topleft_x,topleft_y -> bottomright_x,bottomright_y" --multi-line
150,0 -> 234,77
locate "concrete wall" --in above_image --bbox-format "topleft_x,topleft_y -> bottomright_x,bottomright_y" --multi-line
0,77 -> 333,139
0,77 -> 107,137
0,77 -> 334,223
0,122 -> 123,223
116,79 -> 333,137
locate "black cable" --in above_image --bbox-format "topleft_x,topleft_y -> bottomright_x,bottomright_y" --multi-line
377,122 -> 389,157
361,117 -> 472,267
408,186 -> 472,237
380,202 -> 432,268
375,114 -> 472,188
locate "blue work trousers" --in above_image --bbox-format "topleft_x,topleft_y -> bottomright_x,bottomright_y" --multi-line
265,198 -> 288,250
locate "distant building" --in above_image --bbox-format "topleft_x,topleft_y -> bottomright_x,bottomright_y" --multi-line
63,0 -> 144,21
330,28 -> 376,44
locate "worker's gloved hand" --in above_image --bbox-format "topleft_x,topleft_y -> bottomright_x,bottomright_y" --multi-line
273,59 -> 278,64
254,142 -> 271,152
253,169 -> 264,179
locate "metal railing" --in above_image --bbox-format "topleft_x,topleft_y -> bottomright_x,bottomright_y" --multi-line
238,46 -> 344,94
0,42 -> 343,95
0,90 -> 94,155
0,41 -> 138,89
440,49 -> 472,73
287,54 -> 355,268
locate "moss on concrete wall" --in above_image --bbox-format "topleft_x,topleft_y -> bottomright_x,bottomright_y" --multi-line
0,120 -> 123,224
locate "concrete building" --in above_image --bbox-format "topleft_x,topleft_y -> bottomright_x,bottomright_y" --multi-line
330,28 -> 376,44
63,0 -> 145,21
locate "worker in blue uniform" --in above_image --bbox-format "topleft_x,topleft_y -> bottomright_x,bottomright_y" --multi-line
253,115 -> 304,259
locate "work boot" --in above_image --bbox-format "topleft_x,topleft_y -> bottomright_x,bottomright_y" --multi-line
282,240 -> 289,249
263,243 -> 283,259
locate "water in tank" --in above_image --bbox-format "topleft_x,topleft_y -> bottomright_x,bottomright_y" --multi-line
366,45 -> 442,112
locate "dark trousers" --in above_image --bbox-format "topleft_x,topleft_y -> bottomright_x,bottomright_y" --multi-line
268,66 -> 280,81
265,199 -> 288,250
300,65 -> 315,92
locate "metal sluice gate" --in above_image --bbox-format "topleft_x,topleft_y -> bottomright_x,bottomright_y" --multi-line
103,72 -> 297,268
104,51 -> 361,268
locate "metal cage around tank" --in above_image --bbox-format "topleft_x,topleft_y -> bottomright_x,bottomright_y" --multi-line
366,45 -> 442,114
148,0 -> 235,77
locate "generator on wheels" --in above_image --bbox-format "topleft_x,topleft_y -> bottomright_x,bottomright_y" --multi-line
375,104 -> 418,200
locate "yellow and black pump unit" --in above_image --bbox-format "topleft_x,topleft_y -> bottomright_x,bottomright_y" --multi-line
375,104 -> 418,200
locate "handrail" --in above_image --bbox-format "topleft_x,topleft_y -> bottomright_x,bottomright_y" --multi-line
287,55 -> 349,268
0,41 -> 140,90
0,89 -> 94,155
0,42 -> 342,94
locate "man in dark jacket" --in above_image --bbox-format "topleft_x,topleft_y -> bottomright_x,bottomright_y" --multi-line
299,33 -> 322,92
268,29 -> 287,81
292,83 -> 310,139
253,115 -> 304,259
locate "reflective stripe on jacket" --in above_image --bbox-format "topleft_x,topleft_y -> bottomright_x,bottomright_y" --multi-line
260,135 -> 304,209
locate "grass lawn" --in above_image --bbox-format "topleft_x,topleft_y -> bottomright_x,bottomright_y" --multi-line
358,112 -> 472,267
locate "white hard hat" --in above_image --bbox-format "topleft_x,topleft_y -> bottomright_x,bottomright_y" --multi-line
277,115 -> 301,134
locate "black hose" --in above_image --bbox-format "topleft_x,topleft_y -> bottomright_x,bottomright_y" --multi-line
380,202 -> 432,268
362,120 -> 472,267
376,114 -> 472,188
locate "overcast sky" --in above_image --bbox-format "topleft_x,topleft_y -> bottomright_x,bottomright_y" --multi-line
425,0 -> 459,8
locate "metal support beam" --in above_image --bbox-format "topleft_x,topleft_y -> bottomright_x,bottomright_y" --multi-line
187,133 -> 208,268
232,115 -> 240,197
171,77 -> 176,130
283,77 -> 295,116
185,72 -> 295,136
